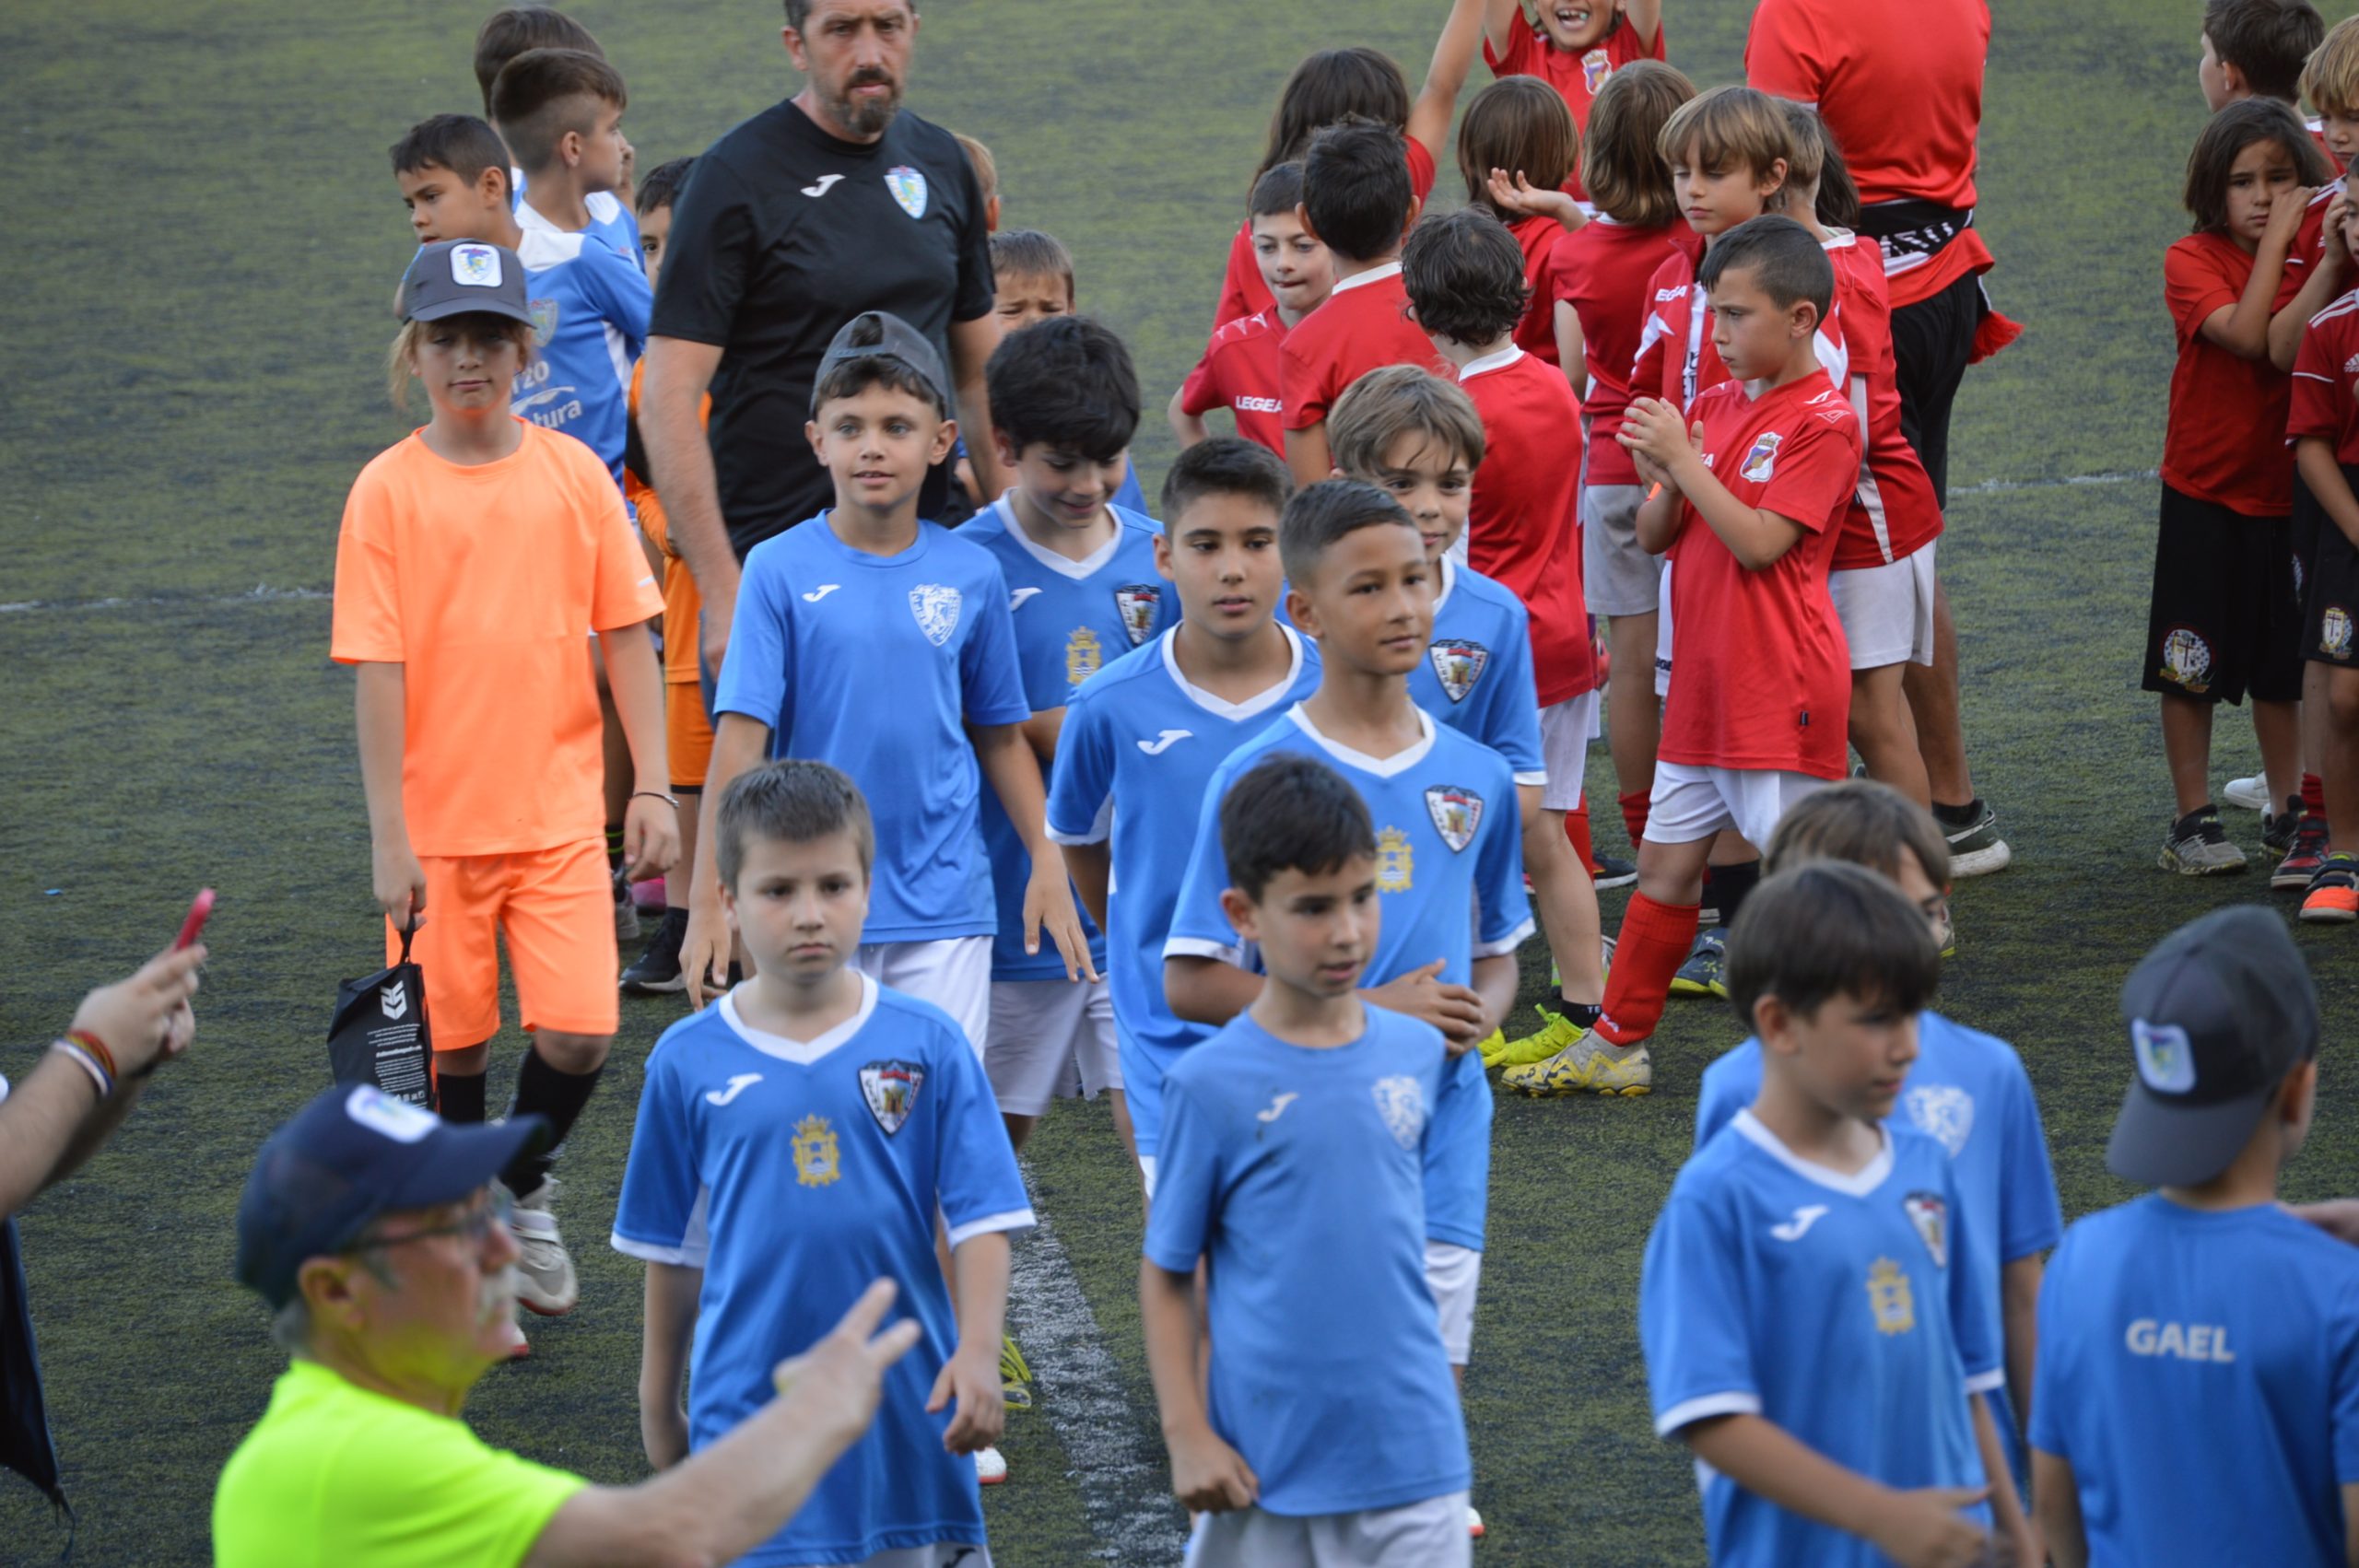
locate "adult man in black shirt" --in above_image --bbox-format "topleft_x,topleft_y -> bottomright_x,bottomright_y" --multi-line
642,0 -> 1004,675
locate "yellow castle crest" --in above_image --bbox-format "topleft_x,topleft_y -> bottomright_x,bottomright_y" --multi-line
1377,826 -> 1413,892
792,1114 -> 840,1188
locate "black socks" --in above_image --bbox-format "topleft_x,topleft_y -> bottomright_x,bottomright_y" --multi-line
1712,860 -> 1762,930
501,1045 -> 604,1201
439,1070 -> 487,1126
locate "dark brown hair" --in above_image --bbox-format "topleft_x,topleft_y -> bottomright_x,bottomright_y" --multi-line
489,47 -> 628,174
1581,60 -> 1695,228
2205,0 -> 2326,103
473,6 -> 602,115
1254,48 -> 1412,185
2182,97 -> 2330,233
1458,76 -> 1578,219
1764,779 -> 1953,888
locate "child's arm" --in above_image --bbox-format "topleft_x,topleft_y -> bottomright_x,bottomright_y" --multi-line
1621,396 -> 1804,568
642,339 -> 742,678
1169,384 -> 1212,448
1063,841 -> 1111,930
1285,421 -> 1334,490
2301,436 -> 2359,548
2001,1255 -> 2042,1434
1626,0 -> 1664,50
1407,0 -> 1488,167
683,712 -> 774,1005
1141,1258 -> 1260,1513
1480,0 -> 1525,60
2031,1450 -> 2087,1568
1553,299 -> 1589,397
951,316 -> 1010,501
1165,954 -> 1268,1024
356,662 -> 428,931
2271,190 -> 2350,371
1684,1413 -> 1995,1568
597,621 -> 680,882
1969,1389 -> 2039,1568
1487,168 -> 1588,234
972,722 -> 1097,981
639,1261 -> 702,1469
1470,954 -> 1519,1047
2201,193 -> 2307,361
925,1231 -> 1011,1454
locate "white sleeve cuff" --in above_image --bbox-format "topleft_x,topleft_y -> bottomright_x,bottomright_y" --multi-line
1045,805 -> 1111,847
1473,915 -> 1538,959
1655,1391 -> 1761,1438
1164,936 -> 1245,966
1964,1367 -> 2007,1396
611,1230 -> 709,1270
947,1208 -> 1037,1247
1512,769 -> 1549,788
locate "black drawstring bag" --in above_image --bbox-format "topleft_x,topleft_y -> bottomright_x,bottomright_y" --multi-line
326,924 -> 436,1111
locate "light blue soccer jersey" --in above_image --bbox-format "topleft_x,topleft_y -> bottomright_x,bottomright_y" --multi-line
1145,1007 -> 1470,1516
959,497 -> 1178,981
512,204 -> 651,488
716,515 -> 1031,942
2030,1195 -> 2359,1568
611,977 -> 1034,1565
1411,556 -> 1544,784
512,174 -> 642,263
1641,1112 -> 2000,1566
1044,626 -> 1320,1156
1164,704 -> 1532,1249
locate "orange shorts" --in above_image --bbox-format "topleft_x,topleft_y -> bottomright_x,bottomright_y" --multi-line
393,837 -> 619,1047
667,679 -> 714,793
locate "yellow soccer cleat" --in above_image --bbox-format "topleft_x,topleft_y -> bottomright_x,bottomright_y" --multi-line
1490,1005 -> 1590,1071
1474,1027 -> 1510,1068
1502,1036 -> 1653,1097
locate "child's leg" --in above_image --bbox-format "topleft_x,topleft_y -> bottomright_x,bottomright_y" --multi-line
984,977 -> 1085,1152
1903,580 -> 1977,808
1834,552 -> 1934,808
1605,611 -> 1660,830
404,855 -> 503,1123
2320,667 -> 2359,850
2255,699 -> 2302,808
2160,692 -> 2217,816
1850,662 -> 1930,806
1522,800 -> 1602,1002
1074,980 -> 1138,1170
1594,771 -> 1719,1047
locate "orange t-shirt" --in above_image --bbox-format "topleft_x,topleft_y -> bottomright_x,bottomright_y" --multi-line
624,361 -> 709,685
332,421 -> 665,856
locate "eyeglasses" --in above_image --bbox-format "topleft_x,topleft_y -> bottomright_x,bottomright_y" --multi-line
352,1189 -> 512,1254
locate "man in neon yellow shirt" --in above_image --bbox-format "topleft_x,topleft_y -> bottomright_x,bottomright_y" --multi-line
213,1084 -> 919,1567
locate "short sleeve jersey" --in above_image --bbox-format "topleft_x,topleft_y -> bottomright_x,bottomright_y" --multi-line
2030,1197 -> 2359,1568
1413,556 -> 1546,786
1545,217 -> 1705,486
1642,1113 -> 1999,1566
1659,372 -> 1862,778
1825,231 -> 1945,568
2274,183 -> 2341,311
1144,1008 -> 1470,1516
1215,139 -> 1436,329
613,977 -> 1033,1563
1483,18 -> 1667,204
513,207 -> 654,488
1745,0 -> 1986,212
712,515 -> 1031,942
1180,310 -> 1291,455
1506,214 -> 1567,363
330,424 -> 664,856
1631,250 -> 1727,410
211,1359 -> 586,1567
511,172 -> 641,262
1279,264 -> 1444,431
2290,289 -> 2359,465
1459,347 -> 1594,704
651,101 -> 994,557
1045,628 -> 1321,1155
2164,233 -> 2298,517
958,497 -> 1178,980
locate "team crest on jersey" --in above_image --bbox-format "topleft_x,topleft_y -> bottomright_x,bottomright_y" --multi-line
886,164 -> 928,218
449,241 -> 501,287
792,1114 -> 840,1187
1580,47 -> 1613,93
528,297 -> 559,347
1066,626 -> 1103,685
1866,1257 -> 1916,1336
1903,1191 -> 1949,1270
1371,1074 -> 1426,1151
858,1059 -> 924,1135
1376,826 -> 1414,892
1903,1083 -> 1975,1158
1114,583 -> 1162,646
1427,639 -> 1489,703
1425,785 -> 1483,852
2157,626 -> 2213,694
909,584 -> 962,646
1739,431 -> 1782,482
2324,605 -> 2354,659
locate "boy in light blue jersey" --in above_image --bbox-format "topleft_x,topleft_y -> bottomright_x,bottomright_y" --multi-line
1144,752 -> 1471,1567
964,316 -> 1176,1157
1692,782 -> 2060,1479
616,761 -> 1028,1565
469,6 -> 640,259
1640,863 -> 2036,1567
1046,439 -> 1319,1187
2031,905 -> 2359,1568
683,311 -> 1092,1061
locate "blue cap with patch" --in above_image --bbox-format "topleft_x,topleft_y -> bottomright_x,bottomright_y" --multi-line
400,240 -> 535,327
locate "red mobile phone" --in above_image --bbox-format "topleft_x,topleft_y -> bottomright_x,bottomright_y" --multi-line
175,888 -> 217,950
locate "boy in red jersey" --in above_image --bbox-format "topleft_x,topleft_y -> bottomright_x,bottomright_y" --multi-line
1480,0 -> 1663,206
1595,216 -> 1862,1066
1173,163 -> 1333,456
2201,0 -> 2327,114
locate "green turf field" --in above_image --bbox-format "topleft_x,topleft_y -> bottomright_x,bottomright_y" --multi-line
4,1 -> 2355,1562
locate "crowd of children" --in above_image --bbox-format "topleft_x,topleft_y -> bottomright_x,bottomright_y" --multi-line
316,1 -> 2359,1562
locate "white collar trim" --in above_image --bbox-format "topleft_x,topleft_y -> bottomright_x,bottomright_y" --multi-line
1331,261 -> 1403,296
990,496 -> 1124,581
1731,1108 -> 1894,1198
718,973 -> 879,1066
1284,701 -> 1435,778
1158,626 -> 1307,721
1432,554 -> 1457,613
1457,345 -> 1524,381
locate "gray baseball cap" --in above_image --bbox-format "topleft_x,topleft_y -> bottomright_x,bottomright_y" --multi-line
400,240 -> 534,327
811,310 -> 949,414
2106,905 -> 2318,1188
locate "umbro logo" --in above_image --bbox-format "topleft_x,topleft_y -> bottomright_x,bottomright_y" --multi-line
1009,587 -> 1043,611
1137,729 -> 1191,755
803,584 -> 842,603
706,1072 -> 763,1106
1770,1204 -> 1829,1242
801,173 -> 846,198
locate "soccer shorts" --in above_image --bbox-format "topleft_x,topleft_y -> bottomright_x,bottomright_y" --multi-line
402,837 -> 617,1047
1830,541 -> 1938,670
2299,462 -> 2359,669
1185,1493 -> 1472,1568
1424,1240 -> 1481,1366
665,679 -> 713,794
1653,557 -> 1674,698
2142,483 -> 2302,704
1647,762 -> 1826,851
1582,480 -> 1661,617
774,1546 -> 992,1568
985,977 -> 1120,1116
852,938 -> 992,1061
1538,692 -> 1601,812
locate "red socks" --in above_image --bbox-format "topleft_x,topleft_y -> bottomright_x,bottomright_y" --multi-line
2305,772 -> 2326,817
1596,892 -> 1701,1047
1616,790 -> 1650,852
1563,798 -> 1599,876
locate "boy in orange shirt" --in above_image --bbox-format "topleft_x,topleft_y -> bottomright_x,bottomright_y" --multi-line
334,241 -> 675,1325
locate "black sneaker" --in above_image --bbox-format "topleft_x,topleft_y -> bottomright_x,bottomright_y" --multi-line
2158,805 -> 2248,876
2276,812 -> 2334,890
2261,797 -> 2305,862
621,907 -> 689,993
1590,852 -> 1637,891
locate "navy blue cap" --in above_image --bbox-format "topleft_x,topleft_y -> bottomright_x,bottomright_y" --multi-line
235,1084 -> 546,1309
400,240 -> 535,327
811,310 -> 949,414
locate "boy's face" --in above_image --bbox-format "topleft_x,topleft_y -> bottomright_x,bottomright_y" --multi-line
2198,31 -> 2239,113
1534,0 -> 1623,53
1358,431 -> 1473,563
994,272 -> 1072,332
1759,986 -> 1921,1124
639,203 -> 673,289
1222,856 -> 1380,1000
569,99 -> 631,195
2323,109 -> 2359,173
1672,140 -> 1785,238
1154,493 -> 1286,639
397,162 -> 508,246
1286,522 -> 1433,677
411,319 -> 524,414
1250,209 -> 1336,318
2224,136 -> 2303,249
1708,264 -> 1813,383
805,383 -> 957,516
722,830 -> 872,984
1885,848 -> 1954,952
998,439 -> 1130,533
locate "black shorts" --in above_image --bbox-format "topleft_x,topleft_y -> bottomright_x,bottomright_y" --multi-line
2142,483 -> 2302,703
2297,462 -> 2359,668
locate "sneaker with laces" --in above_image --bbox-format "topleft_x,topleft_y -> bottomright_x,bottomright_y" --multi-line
1590,852 -> 1637,891
2276,813 -> 2334,890
2302,852 -> 2359,923
1502,1035 -> 1653,1096
622,907 -> 690,994
1938,800 -> 2013,877
1491,1006 -> 1590,1070
2159,805 -> 2248,875
2223,774 -> 2271,811
1000,1333 -> 1034,1410
613,869 -> 641,942
1669,926 -> 1730,998
2262,799 -> 2306,862
509,1177 -> 580,1316
975,1445 -> 1008,1485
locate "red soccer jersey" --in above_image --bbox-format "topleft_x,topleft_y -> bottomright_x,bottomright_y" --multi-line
1825,232 -> 1944,568
1660,371 -> 1862,778
1631,251 -> 1728,410
1278,264 -> 1440,431
1483,17 -> 1666,204
1214,137 -> 1438,329
2272,183 -> 2341,312
2289,289 -> 2359,465
1506,214 -> 1567,365
1459,348 -> 1593,704
1547,217 -> 1703,486
2164,233 -> 2298,517
1180,310 -> 1290,455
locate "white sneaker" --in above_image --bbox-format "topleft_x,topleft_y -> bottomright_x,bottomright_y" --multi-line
509,1177 -> 580,1316
975,1445 -> 1008,1485
2224,775 -> 2271,811
1467,1504 -> 1485,1539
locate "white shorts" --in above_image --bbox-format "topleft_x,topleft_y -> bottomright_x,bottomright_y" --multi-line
778,1547 -> 991,1568
1830,541 -> 1938,670
1654,557 -> 1674,698
985,977 -> 1119,1115
1538,693 -> 1601,812
1186,1492 -> 1472,1568
1647,761 -> 1827,850
1138,1153 -> 1157,1200
853,937 -> 991,1061
1424,1240 -> 1481,1366
1581,479 -> 1661,617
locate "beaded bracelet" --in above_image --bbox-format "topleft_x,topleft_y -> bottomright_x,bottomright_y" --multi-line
51,1038 -> 112,1097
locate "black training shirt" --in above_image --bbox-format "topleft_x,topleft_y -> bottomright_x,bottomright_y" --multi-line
651,98 -> 993,558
